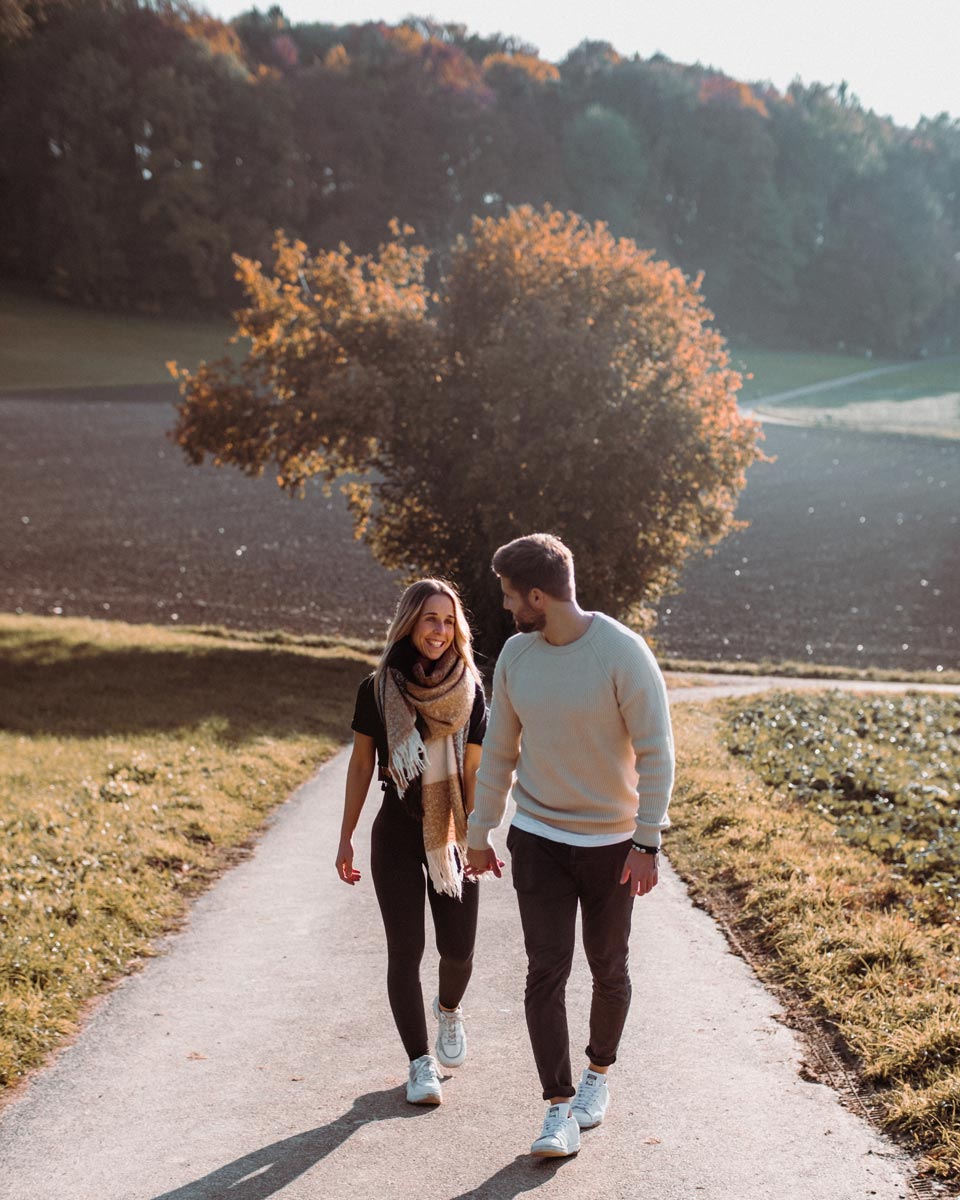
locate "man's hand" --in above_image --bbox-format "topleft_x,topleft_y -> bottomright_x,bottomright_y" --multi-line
464,845 -> 504,879
620,848 -> 659,897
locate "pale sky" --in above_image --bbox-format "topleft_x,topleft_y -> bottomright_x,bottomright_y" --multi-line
201,0 -> 959,127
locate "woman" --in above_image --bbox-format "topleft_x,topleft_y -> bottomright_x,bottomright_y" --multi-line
336,579 -> 486,1105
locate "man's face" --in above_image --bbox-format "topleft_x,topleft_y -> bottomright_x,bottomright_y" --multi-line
500,576 -> 546,634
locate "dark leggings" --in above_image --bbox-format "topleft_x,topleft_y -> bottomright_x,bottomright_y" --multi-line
370,792 -> 479,1061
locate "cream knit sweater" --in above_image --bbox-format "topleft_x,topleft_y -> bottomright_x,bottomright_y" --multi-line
467,612 -> 674,850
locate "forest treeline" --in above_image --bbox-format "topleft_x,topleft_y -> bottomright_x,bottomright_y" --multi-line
2,0 -> 959,354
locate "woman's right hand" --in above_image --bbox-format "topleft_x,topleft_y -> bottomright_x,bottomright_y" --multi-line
338,733 -> 374,885
336,837 -> 361,885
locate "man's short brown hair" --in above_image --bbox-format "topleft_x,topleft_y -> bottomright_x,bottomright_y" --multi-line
491,533 -> 575,601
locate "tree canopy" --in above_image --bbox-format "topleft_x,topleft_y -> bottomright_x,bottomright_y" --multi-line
172,207 -> 762,655
2,3 -> 958,354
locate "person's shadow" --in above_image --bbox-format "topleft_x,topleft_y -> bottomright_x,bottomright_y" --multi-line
150,1087 -> 572,1200
448,1153 -> 573,1198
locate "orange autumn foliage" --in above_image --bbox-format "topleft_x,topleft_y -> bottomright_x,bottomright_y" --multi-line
482,53 -> 560,86
699,73 -> 770,118
179,13 -> 246,65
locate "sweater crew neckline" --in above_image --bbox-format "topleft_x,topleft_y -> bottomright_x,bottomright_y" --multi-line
535,613 -> 599,654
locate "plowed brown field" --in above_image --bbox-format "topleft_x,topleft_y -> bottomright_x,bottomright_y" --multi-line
2,386 -> 956,671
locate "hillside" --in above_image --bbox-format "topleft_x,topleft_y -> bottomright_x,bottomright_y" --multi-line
1,6 -> 958,355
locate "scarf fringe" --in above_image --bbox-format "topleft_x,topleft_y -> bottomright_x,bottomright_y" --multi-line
389,729 -> 428,796
426,840 -> 470,899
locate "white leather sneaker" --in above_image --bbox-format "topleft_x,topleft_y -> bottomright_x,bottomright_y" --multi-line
406,1054 -> 442,1105
571,1068 -> 610,1128
530,1103 -> 581,1157
433,996 -> 467,1068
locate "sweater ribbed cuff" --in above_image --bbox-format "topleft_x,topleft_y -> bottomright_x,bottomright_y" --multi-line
466,812 -> 496,852
633,823 -> 662,849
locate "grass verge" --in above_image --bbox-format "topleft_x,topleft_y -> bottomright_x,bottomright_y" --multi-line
659,655 -> 960,687
0,613 -> 373,1089
0,288 -> 235,391
186,629 -> 960,687
731,346 -> 959,439
760,355 -> 960,409
729,346 -> 896,404
758,395 -> 960,440
669,697 -> 960,1181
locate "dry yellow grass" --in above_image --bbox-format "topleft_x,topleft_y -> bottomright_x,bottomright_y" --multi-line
763,393 -> 960,439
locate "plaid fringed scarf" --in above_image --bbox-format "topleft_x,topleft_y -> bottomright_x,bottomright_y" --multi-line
379,645 -> 476,898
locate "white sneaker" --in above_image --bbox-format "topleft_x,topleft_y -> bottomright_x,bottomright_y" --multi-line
530,1103 -> 581,1157
406,1054 -> 442,1105
433,996 -> 467,1068
571,1068 -> 610,1129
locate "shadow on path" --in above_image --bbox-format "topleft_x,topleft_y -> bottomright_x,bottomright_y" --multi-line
150,1088 -> 428,1199
149,1088 -> 571,1200
449,1153 -> 573,1199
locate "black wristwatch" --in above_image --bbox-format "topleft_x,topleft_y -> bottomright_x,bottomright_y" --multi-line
631,841 -> 660,855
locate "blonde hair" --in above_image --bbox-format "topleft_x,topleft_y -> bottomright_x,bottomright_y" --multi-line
373,578 -> 481,695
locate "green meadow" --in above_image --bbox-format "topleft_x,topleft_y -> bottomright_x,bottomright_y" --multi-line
731,346 -> 959,437
0,289 -> 234,391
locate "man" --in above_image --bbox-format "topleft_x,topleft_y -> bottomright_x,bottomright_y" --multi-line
465,532 -> 674,1158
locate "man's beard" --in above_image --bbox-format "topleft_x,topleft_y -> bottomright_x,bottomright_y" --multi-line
513,607 -> 546,634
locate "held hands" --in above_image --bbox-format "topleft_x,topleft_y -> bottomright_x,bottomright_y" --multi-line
620,848 -> 659,898
464,845 -> 504,879
336,837 -> 361,885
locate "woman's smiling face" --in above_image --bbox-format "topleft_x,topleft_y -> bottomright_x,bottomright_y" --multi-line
412,593 -> 456,662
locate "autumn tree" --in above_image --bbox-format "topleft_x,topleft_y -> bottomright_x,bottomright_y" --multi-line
173,206 -> 761,656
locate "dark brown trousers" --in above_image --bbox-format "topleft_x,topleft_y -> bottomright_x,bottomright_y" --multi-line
507,824 -> 635,1100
